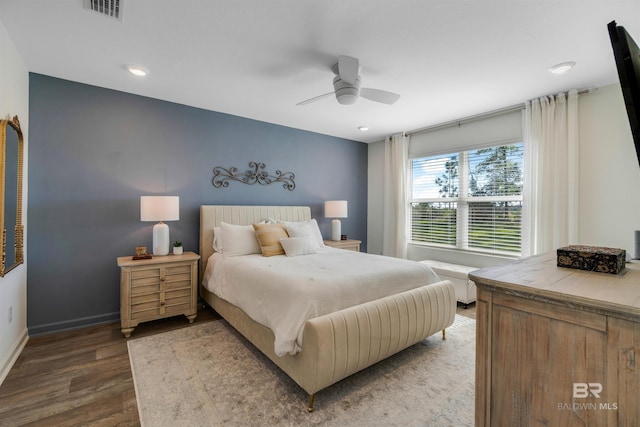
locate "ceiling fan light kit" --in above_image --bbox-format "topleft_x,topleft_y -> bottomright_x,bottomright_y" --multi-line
297,55 -> 400,106
333,75 -> 361,105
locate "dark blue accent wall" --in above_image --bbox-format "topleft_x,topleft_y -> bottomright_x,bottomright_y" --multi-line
28,73 -> 368,335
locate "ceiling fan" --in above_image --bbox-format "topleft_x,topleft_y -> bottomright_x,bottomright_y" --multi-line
296,55 -> 400,106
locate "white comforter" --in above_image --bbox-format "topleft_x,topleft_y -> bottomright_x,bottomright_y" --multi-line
203,247 -> 441,356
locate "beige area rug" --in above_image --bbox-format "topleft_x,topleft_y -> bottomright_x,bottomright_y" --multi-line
128,315 -> 476,426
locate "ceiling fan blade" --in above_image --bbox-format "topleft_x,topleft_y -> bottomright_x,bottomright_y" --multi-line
296,92 -> 334,106
338,55 -> 359,84
360,88 -> 401,105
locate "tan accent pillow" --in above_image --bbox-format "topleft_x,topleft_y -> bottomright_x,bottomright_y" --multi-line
253,223 -> 288,256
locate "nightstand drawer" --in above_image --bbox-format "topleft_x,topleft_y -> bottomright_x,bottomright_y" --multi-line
323,239 -> 361,252
131,283 -> 160,295
165,265 -> 192,275
131,300 -> 161,320
131,274 -> 160,284
165,277 -> 191,290
131,293 -> 160,306
165,299 -> 191,314
166,288 -> 191,302
132,268 -> 161,280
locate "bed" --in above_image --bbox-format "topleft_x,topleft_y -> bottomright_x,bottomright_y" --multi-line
199,205 -> 456,411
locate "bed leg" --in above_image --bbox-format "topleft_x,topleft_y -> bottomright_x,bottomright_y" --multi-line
442,328 -> 446,340
308,394 -> 315,412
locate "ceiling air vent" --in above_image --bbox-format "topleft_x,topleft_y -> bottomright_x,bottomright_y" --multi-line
85,0 -> 124,22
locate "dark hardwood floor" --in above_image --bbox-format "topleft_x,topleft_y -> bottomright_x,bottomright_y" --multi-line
0,302 -> 475,426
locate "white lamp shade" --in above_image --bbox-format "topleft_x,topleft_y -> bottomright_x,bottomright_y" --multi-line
140,196 -> 180,222
324,200 -> 348,218
140,196 -> 179,255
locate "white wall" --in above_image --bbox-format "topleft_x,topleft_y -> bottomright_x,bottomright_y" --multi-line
579,84 -> 640,254
0,21 -> 29,384
368,83 -> 640,267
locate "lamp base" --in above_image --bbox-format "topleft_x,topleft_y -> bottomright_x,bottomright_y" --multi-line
331,219 -> 341,241
152,222 -> 170,255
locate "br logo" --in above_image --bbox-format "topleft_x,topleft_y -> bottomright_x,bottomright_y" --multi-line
573,383 -> 602,398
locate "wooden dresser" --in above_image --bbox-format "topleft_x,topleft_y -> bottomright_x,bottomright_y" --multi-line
117,251 -> 200,338
470,253 -> 640,426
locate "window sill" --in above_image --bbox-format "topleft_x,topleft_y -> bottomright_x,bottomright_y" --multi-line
407,242 -> 521,267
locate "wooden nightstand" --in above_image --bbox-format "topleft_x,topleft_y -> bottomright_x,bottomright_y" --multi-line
323,239 -> 361,252
117,251 -> 200,338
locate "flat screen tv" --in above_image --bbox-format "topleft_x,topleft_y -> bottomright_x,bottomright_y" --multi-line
608,21 -> 640,166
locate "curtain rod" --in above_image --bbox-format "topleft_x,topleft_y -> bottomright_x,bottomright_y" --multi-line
406,87 -> 594,138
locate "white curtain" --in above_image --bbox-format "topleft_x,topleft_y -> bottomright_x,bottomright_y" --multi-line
383,132 -> 409,258
522,89 -> 579,256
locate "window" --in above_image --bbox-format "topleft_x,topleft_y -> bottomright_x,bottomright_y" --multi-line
409,143 -> 524,255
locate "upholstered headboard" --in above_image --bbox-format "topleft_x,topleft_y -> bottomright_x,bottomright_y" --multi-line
199,205 -> 311,280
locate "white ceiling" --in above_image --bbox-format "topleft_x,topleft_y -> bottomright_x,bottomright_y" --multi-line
1,0 -> 639,143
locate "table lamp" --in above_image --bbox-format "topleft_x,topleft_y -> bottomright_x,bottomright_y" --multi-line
140,196 -> 180,255
325,200 -> 348,241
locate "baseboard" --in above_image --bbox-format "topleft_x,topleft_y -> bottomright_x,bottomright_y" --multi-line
0,328 -> 29,385
28,312 -> 120,336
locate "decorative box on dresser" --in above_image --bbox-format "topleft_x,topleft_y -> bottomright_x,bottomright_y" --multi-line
117,251 -> 200,338
323,239 -> 361,252
470,252 -> 640,426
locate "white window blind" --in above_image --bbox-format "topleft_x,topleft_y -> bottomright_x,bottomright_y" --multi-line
410,143 -> 524,255
409,108 -> 523,158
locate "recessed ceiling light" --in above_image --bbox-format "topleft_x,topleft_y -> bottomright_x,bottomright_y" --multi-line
548,61 -> 576,75
358,126 -> 369,132
127,65 -> 148,77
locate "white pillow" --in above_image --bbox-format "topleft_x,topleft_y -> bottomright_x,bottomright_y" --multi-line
213,226 -> 223,252
280,236 -> 319,257
279,219 -> 324,247
285,222 -> 318,244
220,222 -> 261,257
285,222 -> 309,237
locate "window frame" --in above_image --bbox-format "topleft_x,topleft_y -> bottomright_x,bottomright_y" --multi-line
408,141 -> 525,256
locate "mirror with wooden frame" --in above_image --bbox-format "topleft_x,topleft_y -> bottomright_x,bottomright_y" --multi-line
0,115 -> 24,276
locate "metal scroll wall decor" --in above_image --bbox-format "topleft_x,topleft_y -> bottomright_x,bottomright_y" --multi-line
212,161 -> 296,191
